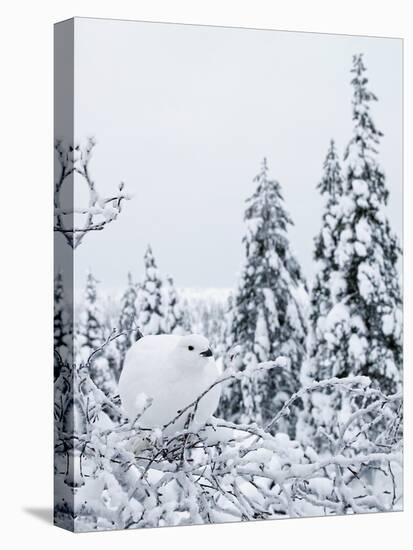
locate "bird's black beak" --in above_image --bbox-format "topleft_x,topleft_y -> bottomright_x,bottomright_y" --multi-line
200,348 -> 213,357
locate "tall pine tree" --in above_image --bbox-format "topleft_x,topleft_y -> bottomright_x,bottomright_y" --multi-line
298,56 -> 402,448
297,140 -> 345,446
326,54 -> 402,394
307,140 -> 344,380
222,158 -> 308,434
137,245 -> 165,335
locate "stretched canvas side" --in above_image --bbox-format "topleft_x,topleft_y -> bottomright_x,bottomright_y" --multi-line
54,18 -> 75,532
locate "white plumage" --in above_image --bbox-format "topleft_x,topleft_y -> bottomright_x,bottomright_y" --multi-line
119,334 -> 220,435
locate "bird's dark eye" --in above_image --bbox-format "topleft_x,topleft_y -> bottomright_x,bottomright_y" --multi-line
188,345 -> 194,351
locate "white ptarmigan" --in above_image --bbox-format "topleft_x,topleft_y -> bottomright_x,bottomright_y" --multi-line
119,334 -> 220,435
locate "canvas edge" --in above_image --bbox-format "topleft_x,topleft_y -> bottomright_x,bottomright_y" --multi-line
54,17 -> 75,533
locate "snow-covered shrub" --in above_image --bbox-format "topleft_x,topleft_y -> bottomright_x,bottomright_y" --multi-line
54,341 -> 403,531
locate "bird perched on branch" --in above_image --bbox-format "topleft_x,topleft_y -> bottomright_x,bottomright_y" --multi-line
119,334 -> 220,436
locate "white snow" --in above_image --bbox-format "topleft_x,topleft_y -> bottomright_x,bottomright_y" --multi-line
382,313 -> 395,336
325,301 -> 350,331
330,271 -> 346,299
354,241 -> 367,257
349,333 -> 368,362
352,178 -> 369,197
357,262 -> 378,299
355,218 -> 372,243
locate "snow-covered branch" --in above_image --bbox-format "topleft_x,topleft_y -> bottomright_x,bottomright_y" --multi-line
54,351 -> 403,530
54,138 -> 132,249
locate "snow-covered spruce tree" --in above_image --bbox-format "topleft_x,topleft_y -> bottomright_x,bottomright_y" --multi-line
308,140 -> 344,373
326,54 -> 402,395
216,293 -> 243,419
137,245 -> 165,335
222,158 -> 308,435
297,140 -> 345,446
116,272 -> 139,366
78,271 -> 105,353
78,271 -> 116,396
164,274 -> 185,334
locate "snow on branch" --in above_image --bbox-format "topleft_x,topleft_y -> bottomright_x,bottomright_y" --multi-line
54,138 -> 132,249
54,348 -> 403,530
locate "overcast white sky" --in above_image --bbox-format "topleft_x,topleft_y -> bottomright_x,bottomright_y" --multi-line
64,18 -> 402,293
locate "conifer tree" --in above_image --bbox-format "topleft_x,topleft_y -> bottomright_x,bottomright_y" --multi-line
104,342 -> 122,385
79,271 -> 105,353
216,293 -> 244,419
297,141 -> 345,446
298,57 -> 402,448
324,54 -> 402,395
307,140 -> 344,380
164,275 -> 185,334
222,159 -> 308,434
137,245 -> 165,335
116,272 -> 139,365
77,271 -> 117,396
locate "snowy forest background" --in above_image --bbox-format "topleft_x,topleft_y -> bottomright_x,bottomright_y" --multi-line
54,41 -> 403,531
